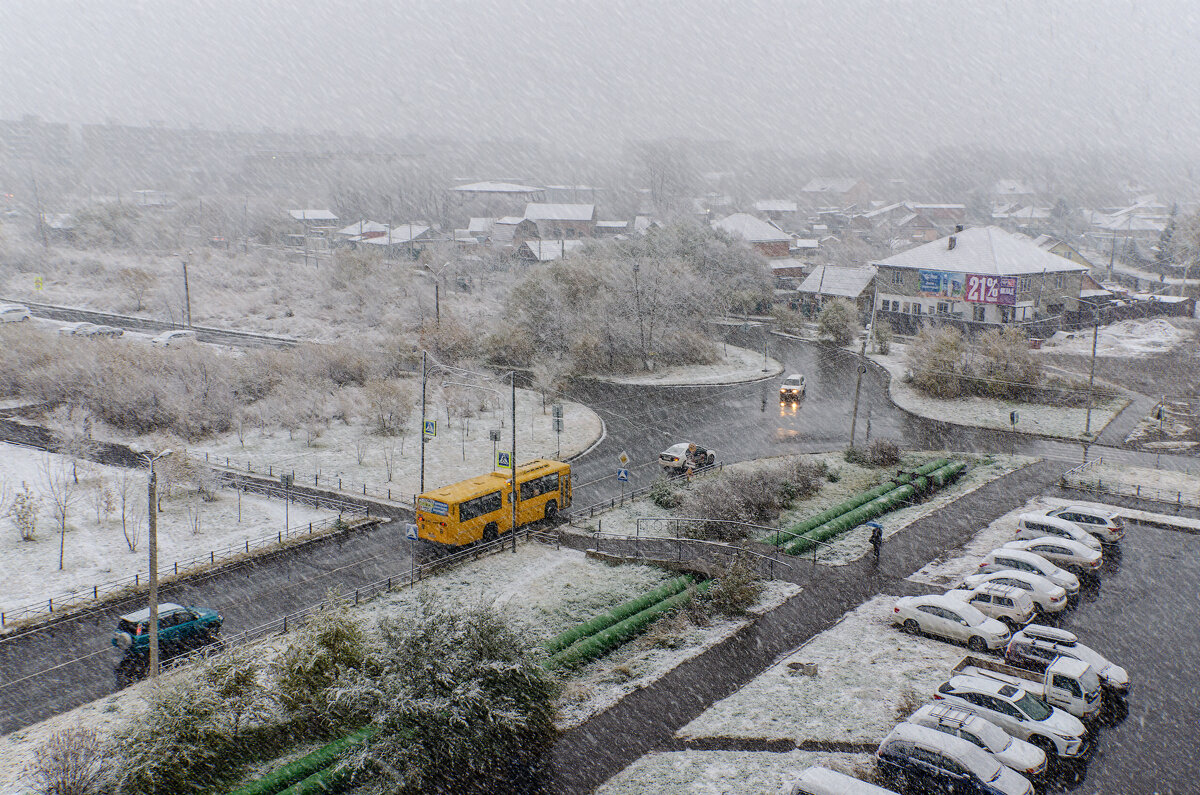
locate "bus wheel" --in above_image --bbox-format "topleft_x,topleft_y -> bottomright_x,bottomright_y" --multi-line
483,524 -> 498,543
544,501 -> 558,521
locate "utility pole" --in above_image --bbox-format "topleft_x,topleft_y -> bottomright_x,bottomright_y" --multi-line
849,335 -> 868,447
511,373 -> 518,553
1084,303 -> 1099,436
145,448 -> 171,678
181,251 -> 192,327
32,175 -> 48,250
419,351 -> 427,493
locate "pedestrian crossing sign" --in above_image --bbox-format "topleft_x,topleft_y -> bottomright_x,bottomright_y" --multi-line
423,419 -> 437,437
496,450 -> 513,470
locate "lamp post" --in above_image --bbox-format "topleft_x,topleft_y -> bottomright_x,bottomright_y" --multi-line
144,448 -> 173,678
181,251 -> 192,327
1082,299 -> 1101,437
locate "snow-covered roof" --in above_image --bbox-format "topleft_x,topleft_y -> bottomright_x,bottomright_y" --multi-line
289,209 -> 338,222
791,238 -> 819,249
907,203 -> 966,211
712,213 -> 791,243
495,216 -> 526,226
797,265 -> 878,298
1096,214 -> 1165,232
633,215 -> 659,233
860,202 -> 904,219
754,199 -> 798,213
802,177 -> 860,194
467,217 -> 494,234
336,220 -> 390,236
520,239 -> 585,261
523,203 -> 595,222
874,226 -> 1090,276
453,181 -> 544,194
44,212 -> 76,230
361,224 -> 431,245
1004,205 -> 1052,220
595,220 -> 629,229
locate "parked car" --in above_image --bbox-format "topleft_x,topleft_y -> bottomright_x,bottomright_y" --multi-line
658,442 -> 715,473
893,594 -> 1010,652
876,722 -> 1033,795
112,602 -> 223,662
977,549 -> 1080,596
780,373 -> 806,401
1006,625 -> 1130,694
1043,505 -> 1124,544
1001,538 -> 1101,574
950,654 -> 1102,721
959,570 -> 1068,614
905,703 -> 1047,778
1015,513 -> 1101,551
0,304 -> 30,322
945,583 -> 1036,631
934,674 -> 1089,759
58,321 -> 99,336
780,767 -> 900,795
91,324 -> 125,338
151,329 -> 198,347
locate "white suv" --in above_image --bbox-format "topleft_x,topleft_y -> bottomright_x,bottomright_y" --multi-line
945,584 -> 1035,631
934,674 -> 1089,759
959,570 -> 1068,614
977,549 -> 1080,596
1014,513 -> 1101,551
1044,506 -> 1124,544
905,703 -> 1047,778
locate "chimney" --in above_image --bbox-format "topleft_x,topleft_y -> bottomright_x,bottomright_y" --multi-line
955,224 -> 964,233
948,235 -> 957,250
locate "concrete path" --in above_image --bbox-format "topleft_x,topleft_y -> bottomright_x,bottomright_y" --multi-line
545,460 -> 1064,794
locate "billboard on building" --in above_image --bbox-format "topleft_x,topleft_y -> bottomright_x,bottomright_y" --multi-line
919,270 -> 1015,305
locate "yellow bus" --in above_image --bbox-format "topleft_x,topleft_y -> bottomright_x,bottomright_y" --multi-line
415,459 -> 571,546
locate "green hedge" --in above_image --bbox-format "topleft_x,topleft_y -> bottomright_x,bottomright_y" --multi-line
540,576 -> 694,655
225,726 -> 377,795
545,580 -> 713,671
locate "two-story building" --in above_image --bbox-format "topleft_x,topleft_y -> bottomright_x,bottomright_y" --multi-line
871,226 -> 1092,334
523,203 -> 596,239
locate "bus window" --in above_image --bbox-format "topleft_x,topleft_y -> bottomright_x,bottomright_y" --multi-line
520,472 -> 559,500
459,491 -> 502,521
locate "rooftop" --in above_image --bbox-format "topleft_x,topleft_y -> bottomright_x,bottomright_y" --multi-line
875,226 -> 1090,276
797,264 -> 878,298
524,203 -> 596,222
712,212 -> 791,243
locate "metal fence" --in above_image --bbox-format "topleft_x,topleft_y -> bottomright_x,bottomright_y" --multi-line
207,453 -> 414,507
573,463 -> 724,519
1059,458 -> 1200,509
0,512 -> 371,630
581,530 -> 794,580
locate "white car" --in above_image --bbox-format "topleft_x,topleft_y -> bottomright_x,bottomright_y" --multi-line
58,321 -> 100,336
0,304 -> 30,322
780,373 -> 806,401
91,324 -> 125,338
944,583 -> 1035,631
151,329 -> 198,347
892,594 -> 1010,652
780,767 -> 900,795
658,442 -> 715,472
905,703 -> 1047,778
1044,505 -> 1124,544
1006,625 -> 1130,694
934,674 -> 1089,759
1014,513 -> 1101,551
876,723 -> 1033,795
977,549 -> 1080,595
1002,538 -> 1101,574
960,570 -> 1069,614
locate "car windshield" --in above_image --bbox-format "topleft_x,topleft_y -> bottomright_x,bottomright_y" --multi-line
1013,691 -> 1052,720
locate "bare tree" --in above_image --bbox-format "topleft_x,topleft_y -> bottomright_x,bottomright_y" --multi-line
40,456 -> 80,571
124,502 -> 144,553
353,436 -> 370,465
90,478 -> 113,526
381,442 -> 397,482
10,481 -> 39,542
186,504 -> 202,535
0,476 -> 11,523
117,266 -> 157,312
365,380 -> 414,436
27,725 -> 105,795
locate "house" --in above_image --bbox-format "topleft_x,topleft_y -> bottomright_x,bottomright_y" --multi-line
795,265 -> 878,317
360,224 -> 434,257
452,181 -> 545,201
466,217 -> 495,241
791,238 -> 819,259
335,220 -> 391,244
43,212 -> 77,242
288,209 -> 339,233
1030,235 -> 1094,269
754,199 -> 799,225
523,203 -> 596,238
871,226 -> 1091,332
518,239 -> 585,262
800,178 -> 871,209
595,220 -> 629,237
712,212 -> 792,258
491,216 -> 537,247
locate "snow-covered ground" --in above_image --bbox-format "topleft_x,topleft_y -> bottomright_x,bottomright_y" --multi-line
595,343 -> 783,386
870,343 -> 1128,440
182,388 -> 597,504
1072,460 -> 1200,504
676,594 -> 964,744
0,443 -> 330,617
596,749 -> 874,795
1041,318 -> 1190,357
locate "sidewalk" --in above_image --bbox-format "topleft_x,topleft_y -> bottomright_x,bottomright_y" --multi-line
546,460 -> 1065,793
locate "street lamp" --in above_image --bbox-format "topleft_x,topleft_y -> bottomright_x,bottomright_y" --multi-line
143,448 -> 173,677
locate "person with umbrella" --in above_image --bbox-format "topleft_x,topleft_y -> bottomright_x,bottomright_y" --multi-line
865,521 -> 884,563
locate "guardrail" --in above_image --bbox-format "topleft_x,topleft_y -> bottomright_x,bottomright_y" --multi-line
572,463 -> 724,518
581,531 -> 793,579
206,453 -> 418,508
1059,457 -> 1200,509
0,511 -> 370,630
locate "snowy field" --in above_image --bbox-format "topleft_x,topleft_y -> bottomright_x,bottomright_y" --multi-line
1041,318 -> 1191,357
871,343 -> 1128,440
194,387 -> 601,503
1077,460 -> 1200,504
676,594 -> 964,744
0,443 -> 330,617
595,343 -> 783,386
596,749 -> 874,795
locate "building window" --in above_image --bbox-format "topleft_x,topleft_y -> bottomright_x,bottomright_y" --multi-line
1054,273 -> 1064,288
912,303 -> 922,315
973,305 -> 986,322
1018,276 -> 1032,293
937,302 -> 950,314
902,302 -> 910,313
892,270 -> 904,285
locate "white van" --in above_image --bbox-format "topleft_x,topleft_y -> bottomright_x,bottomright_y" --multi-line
1015,513 -> 1101,551
781,767 -> 899,795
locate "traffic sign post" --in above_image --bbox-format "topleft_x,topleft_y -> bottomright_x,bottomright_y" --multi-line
616,468 -> 629,482
405,522 -> 418,583
489,428 -> 501,465
618,451 -> 630,466
496,450 -> 513,470
423,419 -> 437,438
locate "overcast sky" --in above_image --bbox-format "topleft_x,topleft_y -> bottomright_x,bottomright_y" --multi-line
2,0 -> 1197,156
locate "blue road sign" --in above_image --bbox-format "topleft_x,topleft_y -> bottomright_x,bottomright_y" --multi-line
405,522 -> 419,541
616,467 -> 630,482
496,450 -> 513,470
423,419 -> 437,437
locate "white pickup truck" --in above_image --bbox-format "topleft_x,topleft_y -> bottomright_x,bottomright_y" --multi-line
952,655 -> 1102,721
